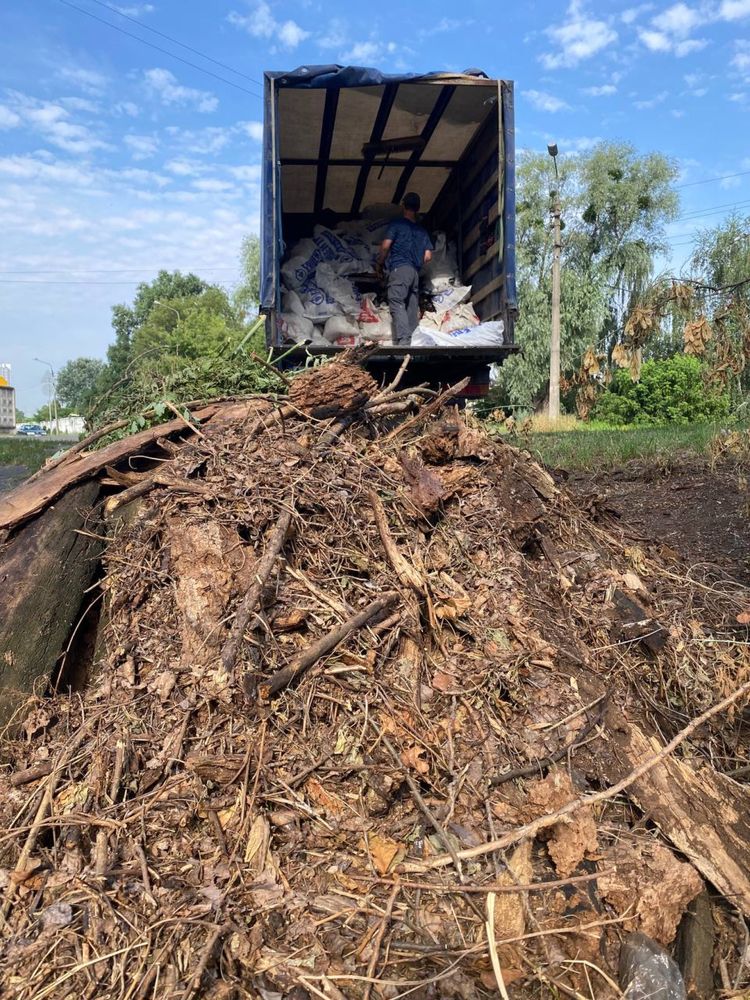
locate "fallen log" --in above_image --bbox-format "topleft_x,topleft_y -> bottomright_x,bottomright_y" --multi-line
607,718 -> 750,918
0,403 -> 220,532
0,481 -> 103,728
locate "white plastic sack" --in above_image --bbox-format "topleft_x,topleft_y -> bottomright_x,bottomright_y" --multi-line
281,289 -> 306,317
430,283 -> 471,315
323,314 -> 360,342
297,278 -> 339,322
316,262 -> 361,315
281,229 -> 363,290
357,294 -> 392,343
412,320 -> 505,349
279,312 -> 314,343
440,302 -> 480,334
423,233 -> 459,289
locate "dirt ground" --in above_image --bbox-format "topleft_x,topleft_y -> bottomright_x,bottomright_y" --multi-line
565,457 -> 749,583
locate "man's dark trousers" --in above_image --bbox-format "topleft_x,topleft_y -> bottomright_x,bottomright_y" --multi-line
387,265 -> 419,345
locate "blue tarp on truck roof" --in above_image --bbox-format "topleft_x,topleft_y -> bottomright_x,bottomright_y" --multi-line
265,65 -> 491,89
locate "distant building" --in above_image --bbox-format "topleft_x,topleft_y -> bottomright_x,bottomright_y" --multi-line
0,363 -> 15,431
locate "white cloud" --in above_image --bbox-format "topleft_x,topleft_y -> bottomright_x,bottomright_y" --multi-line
112,3 -> 155,14
719,0 -> 750,19
0,105 -> 21,129
164,158 -> 206,176
57,66 -> 109,96
672,108 -> 686,117
227,2 -> 309,49
634,90 -> 668,108
541,2 -> 617,69
229,164 -> 262,182
114,100 -> 140,117
60,96 -> 100,113
318,18 -> 348,48
278,20 -> 309,47
124,134 -> 159,159
419,17 -> 473,37
638,2 -> 712,56
674,37 -> 708,54
340,40 -> 398,63
239,120 -> 264,142
192,178 -> 236,193
652,2 -> 704,36
166,125 -> 233,154
621,4 -> 653,23
582,83 -> 617,95
6,93 -> 110,154
0,155 -> 95,186
143,68 -> 218,113
524,89 -> 572,112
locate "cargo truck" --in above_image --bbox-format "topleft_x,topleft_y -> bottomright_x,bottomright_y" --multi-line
260,65 -> 518,399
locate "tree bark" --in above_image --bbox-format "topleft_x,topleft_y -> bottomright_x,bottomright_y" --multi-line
607,720 -> 750,918
0,481 -> 103,727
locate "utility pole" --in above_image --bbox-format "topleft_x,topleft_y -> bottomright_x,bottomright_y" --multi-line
34,358 -> 59,433
547,143 -> 561,424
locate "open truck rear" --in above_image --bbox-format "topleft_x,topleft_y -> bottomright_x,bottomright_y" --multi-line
260,65 -> 517,399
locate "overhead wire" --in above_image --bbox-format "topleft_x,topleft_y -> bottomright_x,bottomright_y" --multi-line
56,0 -> 263,100
676,168 -> 750,189
84,0 -> 263,88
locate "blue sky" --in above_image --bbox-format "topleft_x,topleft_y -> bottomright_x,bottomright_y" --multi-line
2,0 -> 750,411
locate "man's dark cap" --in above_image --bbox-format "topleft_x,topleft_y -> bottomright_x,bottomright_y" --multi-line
403,192 -> 421,211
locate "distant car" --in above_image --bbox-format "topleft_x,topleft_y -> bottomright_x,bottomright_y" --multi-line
16,423 -> 46,436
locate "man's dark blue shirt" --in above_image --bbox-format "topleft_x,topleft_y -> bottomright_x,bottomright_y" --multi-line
385,218 -> 433,271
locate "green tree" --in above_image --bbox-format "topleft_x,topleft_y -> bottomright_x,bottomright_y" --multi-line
131,286 -> 245,363
234,234 -> 261,317
102,271 -> 209,385
57,358 -> 105,412
496,142 -> 679,411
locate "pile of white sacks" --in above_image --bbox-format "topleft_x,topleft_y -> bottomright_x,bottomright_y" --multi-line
279,205 -> 505,349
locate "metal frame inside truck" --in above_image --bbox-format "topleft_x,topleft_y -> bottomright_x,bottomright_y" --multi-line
260,65 -> 518,395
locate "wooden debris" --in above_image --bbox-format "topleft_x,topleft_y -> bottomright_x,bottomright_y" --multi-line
1,353 -> 749,999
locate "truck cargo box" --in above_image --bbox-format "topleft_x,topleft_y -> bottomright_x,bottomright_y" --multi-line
261,65 -> 518,393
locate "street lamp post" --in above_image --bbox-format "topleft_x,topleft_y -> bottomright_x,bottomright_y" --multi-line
154,300 -> 181,323
34,357 -> 59,434
547,143 -> 562,424
153,301 -> 182,357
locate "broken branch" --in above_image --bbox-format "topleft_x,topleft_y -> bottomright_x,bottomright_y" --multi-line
259,591 -> 399,699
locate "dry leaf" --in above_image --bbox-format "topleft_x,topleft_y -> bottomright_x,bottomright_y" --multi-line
737,606 -> 750,625
432,669 -> 458,692
360,833 -> 405,874
434,595 -> 471,621
400,745 -> 429,775
273,608 -> 308,631
305,776 -> 345,817
148,670 -> 176,702
622,571 -> 646,594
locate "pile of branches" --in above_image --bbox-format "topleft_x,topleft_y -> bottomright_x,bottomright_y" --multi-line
1,352 -> 750,999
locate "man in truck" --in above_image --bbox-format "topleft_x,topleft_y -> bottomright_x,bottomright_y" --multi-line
376,192 -> 433,346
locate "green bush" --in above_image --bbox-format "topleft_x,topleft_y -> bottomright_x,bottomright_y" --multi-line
593,355 -> 730,426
